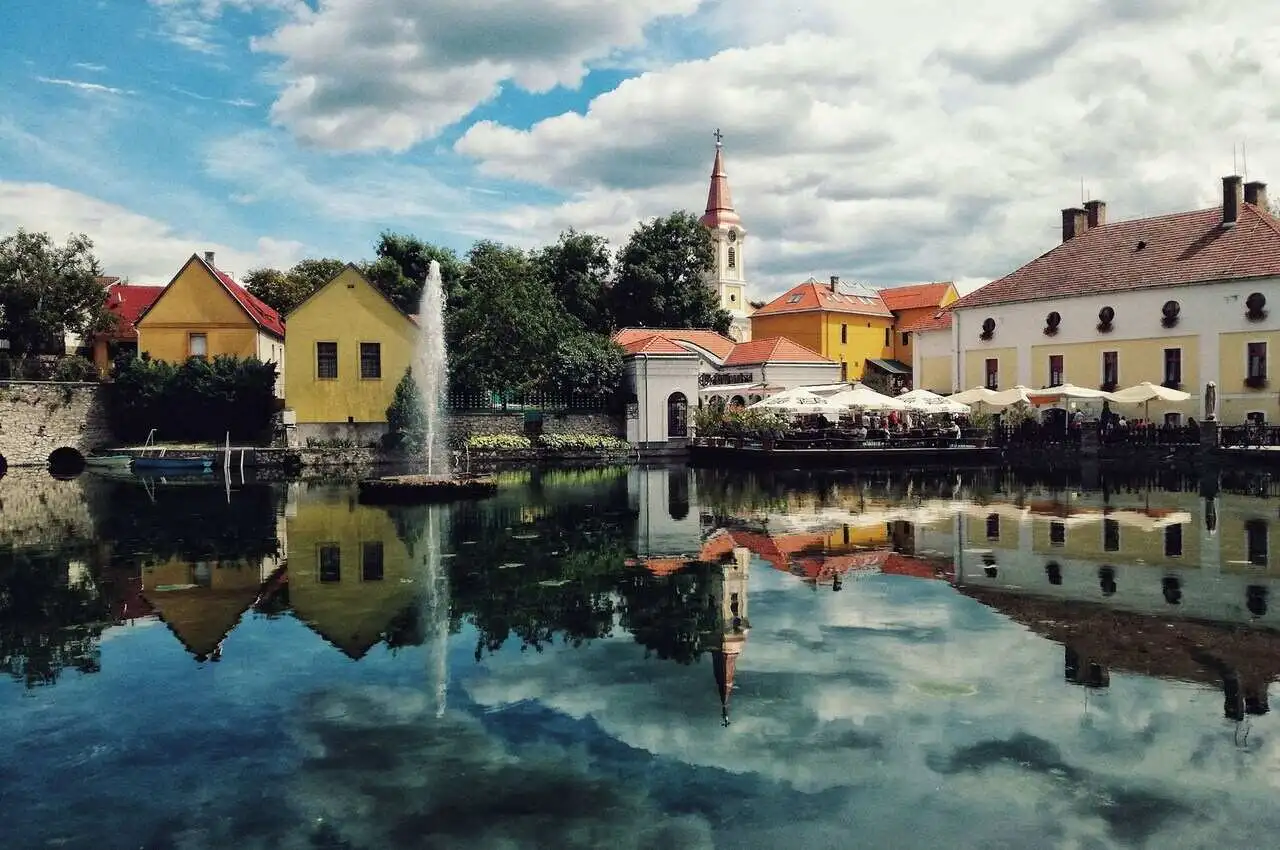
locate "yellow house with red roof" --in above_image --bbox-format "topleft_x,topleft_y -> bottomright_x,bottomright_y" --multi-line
876,281 -> 958,366
136,251 -> 286,396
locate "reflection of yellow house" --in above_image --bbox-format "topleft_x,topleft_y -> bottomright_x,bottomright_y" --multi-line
286,484 -> 420,659
135,251 -> 286,396
141,558 -> 267,660
284,265 -> 418,445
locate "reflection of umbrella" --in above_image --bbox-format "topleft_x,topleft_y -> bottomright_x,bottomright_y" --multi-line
827,383 -> 908,411
898,389 -> 970,415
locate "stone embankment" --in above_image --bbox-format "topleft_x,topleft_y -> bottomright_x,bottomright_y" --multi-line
0,382 -> 112,467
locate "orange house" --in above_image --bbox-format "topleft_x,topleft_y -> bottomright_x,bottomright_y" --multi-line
877,281 -> 958,367
91,279 -> 164,375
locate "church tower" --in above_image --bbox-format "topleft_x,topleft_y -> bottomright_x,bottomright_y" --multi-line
709,547 -> 751,726
698,132 -> 751,342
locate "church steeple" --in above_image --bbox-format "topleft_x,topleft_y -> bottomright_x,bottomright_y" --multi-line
708,547 -> 750,726
699,130 -> 740,229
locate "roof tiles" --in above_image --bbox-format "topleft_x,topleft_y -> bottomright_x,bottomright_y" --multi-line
612,328 -> 737,360
752,278 -> 894,318
722,336 -> 831,366
900,309 -> 953,334
877,282 -> 954,312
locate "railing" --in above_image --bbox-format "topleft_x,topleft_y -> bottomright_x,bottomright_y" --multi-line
445,392 -> 613,412
695,427 -> 990,451
1220,425 -> 1280,449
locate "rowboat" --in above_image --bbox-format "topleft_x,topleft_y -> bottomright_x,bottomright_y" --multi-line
85,454 -> 133,469
132,456 -> 214,472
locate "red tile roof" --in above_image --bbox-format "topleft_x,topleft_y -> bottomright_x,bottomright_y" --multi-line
723,336 -> 833,367
618,334 -> 694,356
209,264 -> 285,338
612,328 -> 737,360
953,202 -> 1280,310
877,282 -> 954,312
900,309 -> 953,334
752,278 -> 893,318
102,283 -> 164,341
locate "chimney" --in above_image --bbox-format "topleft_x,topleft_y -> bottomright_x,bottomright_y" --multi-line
1222,175 -> 1243,227
829,274 -> 839,292
1245,180 -> 1269,211
1061,207 -> 1087,242
204,250 -> 216,266
1084,200 -> 1107,229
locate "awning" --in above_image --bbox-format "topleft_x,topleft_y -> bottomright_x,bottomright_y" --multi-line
866,358 -> 912,375
699,382 -> 768,394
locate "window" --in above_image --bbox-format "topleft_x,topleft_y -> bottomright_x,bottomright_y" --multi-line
359,342 -> 382,380
840,360 -> 848,381
787,293 -> 803,304
984,358 -> 999,391
1164,524 -> 1183,558
901,332 -> 910,347
316,342 -> 338,379
318,544 -> 341,583
727,247 -> 736,269
1104,519 -> 1119,552
1163,412 -> 1181,427
839,323 -> 848,344
361,541 -> 384,581
1048,355 -> 1064,386
1102,351 -> 1118,387
189,333 -> 207,358
1163,348 -> 1181,386
667,392 -> 688,438
884,327 -> 891,347
986,513 -> 1000,541
1247,411 -> 1267,425
1248,341 -> 1268,381
1050,521 -> 1066,546
1247,519 -> 1269,567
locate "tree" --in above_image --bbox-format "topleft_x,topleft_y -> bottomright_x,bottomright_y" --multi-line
385,368 -> 427,450
0,229 -> 108,357
243,257 -> 345,316
362,232 -> 466,315
532,229 -> 613,334
447,241 -> 563,395
610,211 -> 731,334
542,333 -> 624,399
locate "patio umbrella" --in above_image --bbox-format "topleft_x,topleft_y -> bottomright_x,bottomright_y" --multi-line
749,388 -> 844,416
985,385 -> 1036,407
949,387 -> 1000,405
826,383 -> 908,411
897,389 -> 970,415
1105,381 -> 1192,423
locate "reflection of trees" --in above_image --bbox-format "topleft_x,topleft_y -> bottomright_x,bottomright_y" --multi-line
92,480 -> 281,562
616,562 -> 720,665
0,548 -> 109,687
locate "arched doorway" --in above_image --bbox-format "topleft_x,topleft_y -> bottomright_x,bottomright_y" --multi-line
730,395 -> 746,409
47,447 -> 85,478
667,392 -> 688,438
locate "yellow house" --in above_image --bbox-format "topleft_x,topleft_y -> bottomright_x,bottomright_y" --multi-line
876,281 -> 959,367
136,251 -> 286,396
284,264 -> 417,444
750,276 -> 897,383
140,556 -> 271,661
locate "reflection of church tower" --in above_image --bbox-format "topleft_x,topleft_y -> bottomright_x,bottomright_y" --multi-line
710,546 -> 751,725
699,132 -> 751,342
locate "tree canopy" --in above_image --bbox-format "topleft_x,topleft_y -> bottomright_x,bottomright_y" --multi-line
362,232 -> 466,315
611,211 -> 731,335
0,229 -> 109,357
243,257 -> 346,316
532,229 -> 613,336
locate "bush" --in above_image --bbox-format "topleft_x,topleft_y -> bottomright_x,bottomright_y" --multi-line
106,354 -> 278,443
537,434 -> 630,452
467,433 -> 533,451
51,356 -> 98,382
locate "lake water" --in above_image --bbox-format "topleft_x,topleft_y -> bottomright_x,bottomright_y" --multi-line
4,464 -> 1280,849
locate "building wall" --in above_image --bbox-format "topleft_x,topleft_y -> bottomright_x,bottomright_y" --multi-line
1218,329 -> 1280,423
749,313 -> 822,355
822,313 -> 894,380
623,354 -> 701,445
137,262 -> 262,362
0,382 -> 113,466
758,361 -> 843,389
285,267 -> 416,427
952,275 -> 1280,422
962,347 -> 1017,392
912,328 -> 954,393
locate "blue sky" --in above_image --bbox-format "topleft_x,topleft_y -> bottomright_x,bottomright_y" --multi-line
1,0 -> 1278,297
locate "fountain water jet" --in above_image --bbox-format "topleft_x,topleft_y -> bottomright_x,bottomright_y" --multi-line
415,259 -> 449,477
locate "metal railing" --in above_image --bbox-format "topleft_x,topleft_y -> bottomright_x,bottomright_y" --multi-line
445,391 -> 612,412
1220,425 -> 1280,449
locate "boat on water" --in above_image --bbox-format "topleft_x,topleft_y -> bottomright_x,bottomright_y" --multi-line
132,456 -> 214,472
85,454 -> 133,469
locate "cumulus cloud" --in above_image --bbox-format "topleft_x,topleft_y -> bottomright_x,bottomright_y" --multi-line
249,0 -> 701,152
148,0 -> 301,53
0,182 -> 304,282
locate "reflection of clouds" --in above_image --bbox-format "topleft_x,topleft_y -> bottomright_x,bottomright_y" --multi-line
466,572 -> 1280,847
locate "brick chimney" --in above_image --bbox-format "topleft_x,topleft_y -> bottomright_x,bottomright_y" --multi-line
204,250 -> 216,266
1222,175 -> 1243,227
829,274 -> 839,292
1245,180 -> 1269,211
1084,200 -> 1106,229
1061,207 -> 1087,242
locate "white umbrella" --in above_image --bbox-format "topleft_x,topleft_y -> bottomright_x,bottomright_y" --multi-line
827,383 -> 909,411
898,389 -> 970,415
1107,381 -> 1191,404
1028,383 -> 1115,403
949,387 -> 1000,405
749,388 -> 844,416
986,385 -> 1036,407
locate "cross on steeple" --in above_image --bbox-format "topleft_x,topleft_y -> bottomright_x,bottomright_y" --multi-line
713,128 -> 723,147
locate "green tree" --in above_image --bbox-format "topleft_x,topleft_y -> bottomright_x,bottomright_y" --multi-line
362,232 -> 466,315
532,229 -> 613,334
385,368 -> 427,450
610,211 -> 730,334
0,229 -> 109,357
447,241 -> 563,395
542,333 -> 624,399
243,257 -> 346,316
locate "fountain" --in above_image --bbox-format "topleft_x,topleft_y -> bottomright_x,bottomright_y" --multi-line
357,260 -> 497,504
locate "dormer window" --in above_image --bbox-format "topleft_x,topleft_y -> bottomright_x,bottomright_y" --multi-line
787,293 -> 803,304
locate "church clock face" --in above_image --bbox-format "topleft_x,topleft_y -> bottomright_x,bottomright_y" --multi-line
727,228 -> 738,243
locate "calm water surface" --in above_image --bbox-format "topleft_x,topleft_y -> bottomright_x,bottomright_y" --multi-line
3,464 -> 1280,849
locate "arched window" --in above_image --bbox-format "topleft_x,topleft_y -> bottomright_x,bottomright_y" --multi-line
667,392 -> 688,438
727,247 -> 736,269
730,395 -> 746,409
668,468 -> 690,520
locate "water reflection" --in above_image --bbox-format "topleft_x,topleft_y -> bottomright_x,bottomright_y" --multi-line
6,464 -> 1280,847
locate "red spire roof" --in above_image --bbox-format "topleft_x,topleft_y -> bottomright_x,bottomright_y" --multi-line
698,143 -> 740,229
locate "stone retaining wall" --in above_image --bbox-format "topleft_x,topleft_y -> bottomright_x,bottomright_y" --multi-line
0,382 -> 112,467
0,468 -> 96,548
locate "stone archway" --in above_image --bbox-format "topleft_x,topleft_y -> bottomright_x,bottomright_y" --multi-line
47,447 -> 86,477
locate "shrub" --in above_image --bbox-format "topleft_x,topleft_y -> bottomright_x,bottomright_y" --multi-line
51,356 -> 98,382
537,433 -> 630,452
386,368 -> 427,451
467,433 -> 533,451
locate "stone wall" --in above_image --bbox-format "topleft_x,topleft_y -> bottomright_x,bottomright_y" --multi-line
0,469 -> 96,548
444,411 -> 624,448
0,382 -> 113,467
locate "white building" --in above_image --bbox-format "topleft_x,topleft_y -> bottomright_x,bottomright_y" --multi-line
699,136 -> 752,342
613,327 -> 841,449
940,176 -> 1280,424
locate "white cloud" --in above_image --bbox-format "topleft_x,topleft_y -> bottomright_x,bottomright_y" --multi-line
249,0 -> 701,152
72,62 -> 107,72
452,0 -> 1280,299
36,76 -> 131,96
0,182 -> 304,282
147,0 -> 300,53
